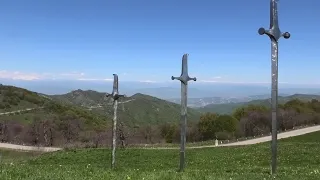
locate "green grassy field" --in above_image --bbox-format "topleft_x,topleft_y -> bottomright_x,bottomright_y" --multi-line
1,131 -> 320,180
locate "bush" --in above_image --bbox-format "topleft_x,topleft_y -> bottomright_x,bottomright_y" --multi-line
215,115 -> 238,133
216,131 -> 232,140
160,123 -> 177,143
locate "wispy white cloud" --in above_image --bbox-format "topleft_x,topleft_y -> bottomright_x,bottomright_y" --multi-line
59,72 -> 85,77
77,78 -> 113,81
0,70 -> 87,81
0,70 -> 41,81
212,76 -> 222,79
0,70 -> 132,82
139,80 -> 157,83
198,80 -> 289,84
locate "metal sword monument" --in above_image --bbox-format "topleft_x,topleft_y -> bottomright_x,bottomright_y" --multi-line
105,74 -> 125,169
171,54 -> 196,172
258,0 -> 290,175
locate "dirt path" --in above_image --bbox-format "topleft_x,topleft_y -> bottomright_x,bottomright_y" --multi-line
0,142 -> 62,152
1,125 -> 319,152
0,107 -> 43,116
143,125 -> 320,149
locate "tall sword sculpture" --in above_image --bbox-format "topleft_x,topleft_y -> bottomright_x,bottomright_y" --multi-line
171,54 -> 196,172
105,74 -> 125,169
258,0 -> 290,175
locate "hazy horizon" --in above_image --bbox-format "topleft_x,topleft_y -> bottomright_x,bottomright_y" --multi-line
2,79 -> 320,99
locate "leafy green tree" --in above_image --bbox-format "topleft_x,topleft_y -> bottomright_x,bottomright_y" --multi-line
284,99 -> 312,113
160,123 -> 177,143
215,115 -> 238,133
232,104 -> 268,120
198,113 -> 218,140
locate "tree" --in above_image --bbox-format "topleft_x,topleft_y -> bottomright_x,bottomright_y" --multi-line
239,111 -> 270,137
28,117 -> 42,145
139,125 -> 155,144
215,115 -> 238,133
118,122 -> 130,148
198,113 -> 218,141
232,104 -> 268,120
0,120 -> 9,142
160,123 -> 177,143
43,119 -> 56,146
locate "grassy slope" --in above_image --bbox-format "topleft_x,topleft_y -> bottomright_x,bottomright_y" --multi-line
1,131 -> 320,179
0,85 -> 108,129
52,91 -> 202,126
50,89 -> 106,107
0,85 -> 47,113
0,149 -> 42,163
200,94 -> 320,114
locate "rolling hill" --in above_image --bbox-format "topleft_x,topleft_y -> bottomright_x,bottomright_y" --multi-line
199,94 -> 320,114
49,89 -> 106,107
0,84 -> 49,113
0,84 -> 108,127
50,90 -> 202,126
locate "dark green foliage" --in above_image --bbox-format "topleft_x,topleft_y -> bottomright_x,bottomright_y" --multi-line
198,113 -> 218,140
160,123 -> 177,143
215,114 -> 238,133
232,104 -> 269,121
198,113 -> 238,140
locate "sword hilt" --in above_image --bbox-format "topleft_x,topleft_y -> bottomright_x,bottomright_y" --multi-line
258,0 -> 290,41
171,54 -> 197,84
106,93 -> 126,101
258,28 -> 290,39
189,77 -> 197,81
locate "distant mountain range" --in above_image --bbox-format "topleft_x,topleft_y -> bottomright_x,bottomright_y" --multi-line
49,89 -> 201,126
2,82 -> 320,127
199,94 -> 320,115
167,94 -> 290,108
2,79 -> 320,99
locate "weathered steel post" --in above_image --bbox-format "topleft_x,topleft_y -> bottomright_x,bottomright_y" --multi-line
105,74 -> 125,169
171,54 -> 196,172
258,0 -> 290,175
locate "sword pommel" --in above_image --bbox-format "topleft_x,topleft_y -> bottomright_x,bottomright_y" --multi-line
283,32 -> 290,39
258,28 -> 266,35
172,76 -> 179,80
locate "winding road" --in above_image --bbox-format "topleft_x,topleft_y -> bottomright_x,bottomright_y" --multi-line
0,125 -> 319,152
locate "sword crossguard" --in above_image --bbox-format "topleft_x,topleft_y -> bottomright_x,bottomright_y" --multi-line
105,74 -> 125,101
258,0 -> 290,41
171,54 -> 197,85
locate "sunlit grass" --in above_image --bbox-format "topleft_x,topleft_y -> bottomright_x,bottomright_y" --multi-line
1,131 -> 320,179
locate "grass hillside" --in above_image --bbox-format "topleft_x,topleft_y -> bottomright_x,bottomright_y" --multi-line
1,131 -> 320,179
200,94 -> 320,114
52,91 -> 202,126
0,84 -> 107,127
50,89 -> 106,107
0,84 -> 48,113
0,84 -> 109,146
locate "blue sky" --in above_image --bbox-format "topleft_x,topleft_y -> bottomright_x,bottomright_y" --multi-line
0,0 -> 319,84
